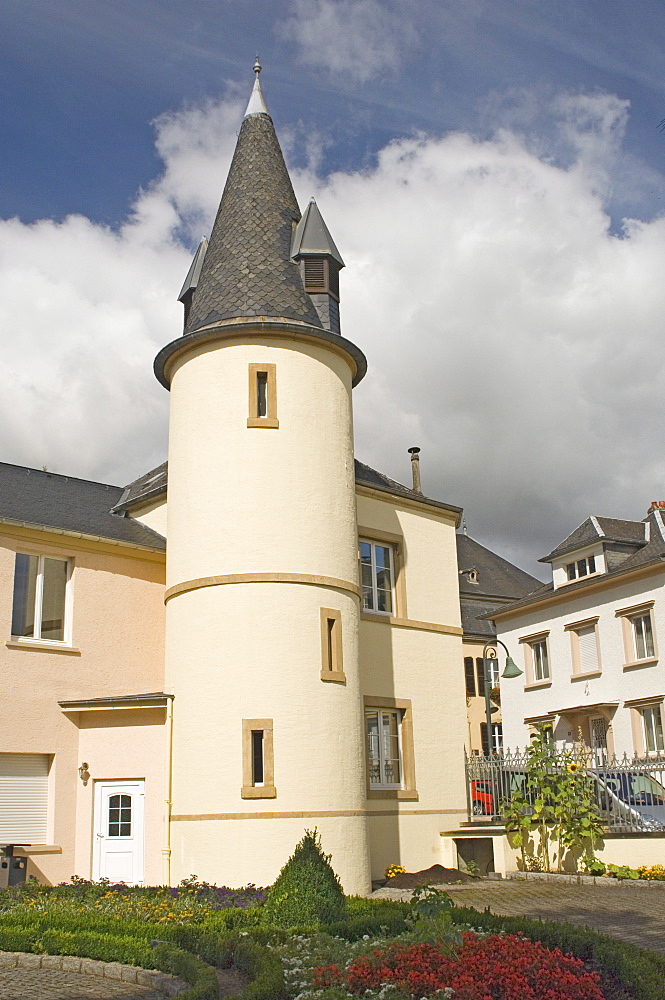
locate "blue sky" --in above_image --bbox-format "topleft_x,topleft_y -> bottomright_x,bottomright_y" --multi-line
3,0 -> 664,227
2,0 -> 665,572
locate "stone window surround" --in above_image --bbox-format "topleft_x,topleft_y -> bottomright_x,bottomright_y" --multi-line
363,695 -> 417,801
241,718 -> 276,799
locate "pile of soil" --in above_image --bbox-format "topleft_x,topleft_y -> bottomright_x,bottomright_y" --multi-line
385,864 -> 477,888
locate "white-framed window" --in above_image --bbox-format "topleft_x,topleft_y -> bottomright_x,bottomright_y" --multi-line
360,540 -> 394,614
632,612 -> 655,661
485,655 -> 500,688
532,638 -> 550,681
481,722 -> 503,755
641,705 -> 664,754
11,553 -> 70,643
365,708 -> 402,788
566,555 -> 596,581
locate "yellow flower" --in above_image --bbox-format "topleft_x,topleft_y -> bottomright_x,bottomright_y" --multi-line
567,763 -> 579,773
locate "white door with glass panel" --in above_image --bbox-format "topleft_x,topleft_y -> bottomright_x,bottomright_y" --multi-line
93,781 -> 144,885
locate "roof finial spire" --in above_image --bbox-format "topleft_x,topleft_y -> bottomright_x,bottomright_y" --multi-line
245,55 -> 269,117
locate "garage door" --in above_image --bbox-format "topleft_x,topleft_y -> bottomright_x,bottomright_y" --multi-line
0,754 -> 49,844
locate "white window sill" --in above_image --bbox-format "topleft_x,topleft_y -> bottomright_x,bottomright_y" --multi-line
570,670 -> 602,681
6,639 -> 81,655
623,657 -> 658,670
524,679 -> 552,690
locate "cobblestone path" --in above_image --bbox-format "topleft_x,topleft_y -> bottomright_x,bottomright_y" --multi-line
0,967 -> 164,999
390,881 -> 665,954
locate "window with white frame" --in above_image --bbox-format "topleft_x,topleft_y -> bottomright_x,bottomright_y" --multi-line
360,540 -> 394,614
365,708 -> 402,787
531,638 -> 550,681
481,722 -> 503,755
565,554 -> 597,581
641,705 -> 664,754
631,612 -> 655,661
11,553 -> 70,642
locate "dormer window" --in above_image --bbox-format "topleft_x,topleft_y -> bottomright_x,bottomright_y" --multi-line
566,555 -> 596,581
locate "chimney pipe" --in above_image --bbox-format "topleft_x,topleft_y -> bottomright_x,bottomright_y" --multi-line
408,447 -> 422,494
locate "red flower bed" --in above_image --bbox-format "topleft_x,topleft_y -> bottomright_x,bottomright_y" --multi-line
312,933 -> 604,1000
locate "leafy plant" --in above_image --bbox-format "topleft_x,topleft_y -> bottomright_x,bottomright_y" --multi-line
263,829 -> 347,928
403,886 -> 461,950
504,732 -> 604,872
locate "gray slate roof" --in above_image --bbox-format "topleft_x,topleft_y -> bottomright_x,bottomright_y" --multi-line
178,237 -> 208,302
489,509 -> 665,619
541,515 -> 646,562
0,463 -> 165,550
457,533 -> 541,599
184,112 -> 322,332
291,200 -> 344,266
456,533 -> 541,639
115,459 -> 460,517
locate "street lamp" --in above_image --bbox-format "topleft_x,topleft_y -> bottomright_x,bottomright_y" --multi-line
482,640 -> 521,755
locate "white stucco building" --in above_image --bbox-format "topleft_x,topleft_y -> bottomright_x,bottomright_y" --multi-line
494,504 -> 665,759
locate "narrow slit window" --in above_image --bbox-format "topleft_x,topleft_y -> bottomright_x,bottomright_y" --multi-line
256,372 -> 268,417
248,364 -> 278,428
242,719 -> 275,798
251,730 -> 264,786
320,607 -> 345,681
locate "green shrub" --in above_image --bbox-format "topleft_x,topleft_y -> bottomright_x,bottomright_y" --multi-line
37,929 -> 156,968
152,942 -> 219,999
0,925 -> 36,952
263,829 -> 346,928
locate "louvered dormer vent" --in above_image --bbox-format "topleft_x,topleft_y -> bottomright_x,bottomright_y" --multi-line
302,258 -> 340,300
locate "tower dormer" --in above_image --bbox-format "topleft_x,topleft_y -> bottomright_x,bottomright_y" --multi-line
291,199 -> 345,334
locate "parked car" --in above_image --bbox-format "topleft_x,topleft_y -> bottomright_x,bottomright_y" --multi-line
592,770 -> 665,831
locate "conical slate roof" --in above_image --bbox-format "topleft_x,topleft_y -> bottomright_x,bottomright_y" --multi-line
184,83 -> 322,333
291,199 -> 344,266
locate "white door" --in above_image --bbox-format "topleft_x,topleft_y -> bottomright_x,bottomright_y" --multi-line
93,781 -> 144,885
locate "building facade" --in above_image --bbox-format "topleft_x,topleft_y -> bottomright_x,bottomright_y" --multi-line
457,532 -> 540,755
0,66 -> 492,892
495,504 -> 665,759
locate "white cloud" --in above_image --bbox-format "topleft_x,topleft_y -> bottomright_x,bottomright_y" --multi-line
278,0 -> 419,84
2,88 -> 665,572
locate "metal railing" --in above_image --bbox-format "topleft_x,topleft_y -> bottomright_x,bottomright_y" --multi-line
466,748 -> 665,833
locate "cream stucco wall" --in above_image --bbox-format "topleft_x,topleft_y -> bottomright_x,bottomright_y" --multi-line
0,525 -> 165,884
166,335 -> 358,586
164,331 -> 371,894
356,490 -> 468,881
130,499 -> 168,539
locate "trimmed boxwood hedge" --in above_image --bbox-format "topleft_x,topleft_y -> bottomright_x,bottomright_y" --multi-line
2,893 -> 663,1000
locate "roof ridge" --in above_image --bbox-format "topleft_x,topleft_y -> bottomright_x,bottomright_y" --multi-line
590,514 -> 603,536
0,460 -> 120,492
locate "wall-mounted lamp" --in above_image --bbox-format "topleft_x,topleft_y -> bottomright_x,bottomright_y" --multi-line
78,763 -> 90,786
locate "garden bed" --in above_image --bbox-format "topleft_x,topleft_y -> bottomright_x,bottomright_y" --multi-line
506,871 -> 665,886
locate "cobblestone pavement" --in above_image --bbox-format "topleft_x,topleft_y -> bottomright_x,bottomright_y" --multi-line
375,881 -> 665,954
0,967 -> 164,999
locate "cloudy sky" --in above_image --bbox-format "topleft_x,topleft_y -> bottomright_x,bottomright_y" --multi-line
2,0 -> 665,575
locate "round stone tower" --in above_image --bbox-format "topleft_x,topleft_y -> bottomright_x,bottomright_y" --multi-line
154,64 -> 371,894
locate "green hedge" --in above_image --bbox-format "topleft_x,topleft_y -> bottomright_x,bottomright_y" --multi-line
0,924 -> 219,999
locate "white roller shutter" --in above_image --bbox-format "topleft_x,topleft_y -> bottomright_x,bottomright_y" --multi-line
0,754 -> 49,844
577,626 -> 598,674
